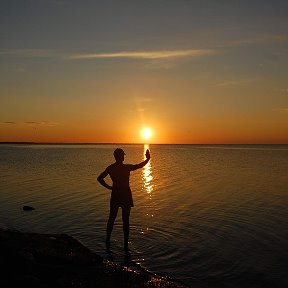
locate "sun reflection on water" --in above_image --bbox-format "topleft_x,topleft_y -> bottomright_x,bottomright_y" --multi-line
142,144 -> 153,197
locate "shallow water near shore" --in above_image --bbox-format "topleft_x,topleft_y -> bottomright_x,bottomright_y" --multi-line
0,144 -> 288,287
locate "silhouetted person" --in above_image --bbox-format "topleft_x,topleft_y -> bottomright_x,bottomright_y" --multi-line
97,148 -> 151,251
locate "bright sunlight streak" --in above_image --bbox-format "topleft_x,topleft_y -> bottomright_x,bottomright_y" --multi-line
141,128 -> 153,141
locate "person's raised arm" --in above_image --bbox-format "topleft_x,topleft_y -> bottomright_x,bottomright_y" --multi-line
97,168 -> 112,190
130,149 -> 151,171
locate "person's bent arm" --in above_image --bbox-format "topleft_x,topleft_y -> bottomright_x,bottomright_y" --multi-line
130,149 -> 151,171
97,169 -> 113,190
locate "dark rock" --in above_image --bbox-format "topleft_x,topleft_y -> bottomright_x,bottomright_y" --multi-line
0,228 -> 188,288
23,205 -> 35,211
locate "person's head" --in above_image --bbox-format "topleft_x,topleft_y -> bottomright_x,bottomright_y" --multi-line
113,148 -> 125,162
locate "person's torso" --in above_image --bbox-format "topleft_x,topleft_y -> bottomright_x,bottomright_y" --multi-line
108,163 -> 132,191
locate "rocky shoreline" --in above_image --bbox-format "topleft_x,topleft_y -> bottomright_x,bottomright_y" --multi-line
0,228 -> 188,288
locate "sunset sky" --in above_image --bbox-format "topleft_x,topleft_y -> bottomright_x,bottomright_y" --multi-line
1,0 -> 287,144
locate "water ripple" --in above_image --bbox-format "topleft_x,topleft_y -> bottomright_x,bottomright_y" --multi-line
1,144 -> 288,288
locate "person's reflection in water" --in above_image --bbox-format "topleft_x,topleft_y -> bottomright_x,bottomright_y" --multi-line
97,148 -> 151,252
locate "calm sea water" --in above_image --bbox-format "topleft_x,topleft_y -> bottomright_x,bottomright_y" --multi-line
0,144 -> 287,287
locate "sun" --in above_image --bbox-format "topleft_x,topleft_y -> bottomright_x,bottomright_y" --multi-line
141,128 -> 153,141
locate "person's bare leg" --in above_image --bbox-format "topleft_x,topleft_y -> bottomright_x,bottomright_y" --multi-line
106,206 -> 118,249
122,207 -> 131,251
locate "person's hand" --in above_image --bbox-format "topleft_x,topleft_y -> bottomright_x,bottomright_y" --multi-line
145,149 -> 150,160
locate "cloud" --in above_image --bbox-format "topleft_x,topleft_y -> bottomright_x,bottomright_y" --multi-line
135,97 -> 153,102
0,49 -> 59,59
215,79 -> 255,87
273,88 -> 288,95
273,107 -> 288,113
24,121 -> 58,126
228,34 -> 288,47
24,121 -> 43,125
69,49 -> 217,60
1,121 -> 58,126
3,121 -> 17,124
0,48 -> 218,63
271,35 -> 288,42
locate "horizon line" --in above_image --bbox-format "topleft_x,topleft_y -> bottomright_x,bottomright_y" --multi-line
0,142 -> 287,145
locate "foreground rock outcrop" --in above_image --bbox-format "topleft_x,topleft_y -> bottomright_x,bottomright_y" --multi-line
0,228 -> 188,288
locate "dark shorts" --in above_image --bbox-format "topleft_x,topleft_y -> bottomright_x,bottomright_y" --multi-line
110,200 -> 134,208
110,190 -> 134,208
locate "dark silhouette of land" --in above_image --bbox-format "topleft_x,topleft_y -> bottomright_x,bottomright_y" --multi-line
0,228 -> 187,288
